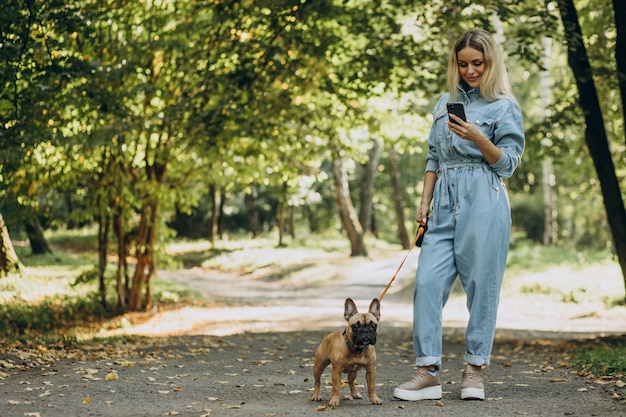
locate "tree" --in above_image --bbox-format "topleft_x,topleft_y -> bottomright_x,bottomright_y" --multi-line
0,213 -> 21,276
556,0 -> 626,295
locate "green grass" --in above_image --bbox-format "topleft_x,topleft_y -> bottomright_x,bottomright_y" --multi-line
571,336 -> 626,384
507,240 -> 615,273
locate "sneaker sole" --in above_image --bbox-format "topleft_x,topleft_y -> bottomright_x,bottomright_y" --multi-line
461,387 -> 485,400
393,385 -> 442,401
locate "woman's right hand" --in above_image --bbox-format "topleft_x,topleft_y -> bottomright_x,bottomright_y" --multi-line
416,205 -> 430,225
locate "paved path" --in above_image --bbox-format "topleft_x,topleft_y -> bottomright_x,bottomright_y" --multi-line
2,251 -> 626,416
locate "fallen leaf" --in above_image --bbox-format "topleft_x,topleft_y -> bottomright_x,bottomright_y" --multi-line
173,386 -> 183,392
83,396 -> 91,404
7,400 -> 20,405
105,371 -> 119,381
615,380 -> 626,388
158,390 -> 170,394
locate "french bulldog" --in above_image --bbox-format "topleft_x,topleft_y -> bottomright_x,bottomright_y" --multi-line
311,298 -> 382,408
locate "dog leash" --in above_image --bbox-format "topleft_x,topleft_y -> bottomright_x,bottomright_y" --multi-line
378,222 -> 426,302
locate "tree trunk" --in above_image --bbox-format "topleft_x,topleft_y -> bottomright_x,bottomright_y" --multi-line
128,200 -> 158,311
0,213 -> 21,276
332,150 -> 367,257
23,215 -> 53,255
542,158 -> 557,245
217,188 -> 225,239
208,184 -> 218,243
244,191 -> 261,238
388,145 -> 410,249
540,37 -> 558,246
359,138 -> 381,235
276,181 -> 288,247
558,0 -> 626,297
288,205 -> 295,239
613,0 -> 626,146
97,214 -> 111,310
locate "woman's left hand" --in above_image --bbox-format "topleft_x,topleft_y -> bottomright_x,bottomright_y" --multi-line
447,113 -> 502,164
447,114 -> 482,143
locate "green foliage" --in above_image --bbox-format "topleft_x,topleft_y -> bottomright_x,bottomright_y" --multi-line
1,0 -> 624,303
0,292 -> 111,338
507,240 -> 614,272
573,339 -> 626,378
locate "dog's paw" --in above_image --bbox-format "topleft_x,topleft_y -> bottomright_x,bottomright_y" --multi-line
327,398 -> 340,409
311,395 -> 322,402
370,395 -> 383,405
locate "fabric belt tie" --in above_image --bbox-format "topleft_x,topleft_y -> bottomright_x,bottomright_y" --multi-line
436,161 -> 487,208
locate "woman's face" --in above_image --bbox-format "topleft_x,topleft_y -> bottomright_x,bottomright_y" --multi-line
457,46 -> 485,89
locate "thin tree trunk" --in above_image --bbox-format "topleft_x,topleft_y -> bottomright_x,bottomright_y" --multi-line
542,158 -> 557,245
541,37 -> 557,245
558,0 -> 626,297
0,212 -> 21,276
359,139 -> 381,235
276,181 -> 288,247
128,200 -> 157,311
332,150 -> 367,257
209,184 -> 218,243
217,188 -> 225,239
613,0 -> 626,147
388,145 -> 410,249
97,214 -> 110,310
244,192 -> 261,238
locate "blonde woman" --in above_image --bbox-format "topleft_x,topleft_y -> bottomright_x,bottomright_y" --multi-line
394,29 -> 525,402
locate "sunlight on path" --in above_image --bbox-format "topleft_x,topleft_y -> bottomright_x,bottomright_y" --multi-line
106,256 -> 626,338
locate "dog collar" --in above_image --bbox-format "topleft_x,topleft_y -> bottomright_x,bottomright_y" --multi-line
343,328 -> 369,354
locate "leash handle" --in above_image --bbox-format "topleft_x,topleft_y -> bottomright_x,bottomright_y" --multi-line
378,222 -> 426,302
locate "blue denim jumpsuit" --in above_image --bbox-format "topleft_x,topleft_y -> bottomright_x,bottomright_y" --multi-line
413,86 -> 525,368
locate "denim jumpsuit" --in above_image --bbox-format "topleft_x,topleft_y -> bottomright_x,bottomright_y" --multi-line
413,86 -> 525,368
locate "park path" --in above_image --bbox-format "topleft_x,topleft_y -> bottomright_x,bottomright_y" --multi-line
139,248 -> 626,339
3,249 -> 626,417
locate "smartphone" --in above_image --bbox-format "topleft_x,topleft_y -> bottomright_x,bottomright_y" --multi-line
446,102 -> 467,124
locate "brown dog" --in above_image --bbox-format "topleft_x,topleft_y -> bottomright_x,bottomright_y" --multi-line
312,298 -> 382,408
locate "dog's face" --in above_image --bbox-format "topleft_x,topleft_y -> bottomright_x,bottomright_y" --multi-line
344,298 -> 380,347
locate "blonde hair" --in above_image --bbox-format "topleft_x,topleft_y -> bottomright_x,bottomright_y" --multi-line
447,29 -> 515,102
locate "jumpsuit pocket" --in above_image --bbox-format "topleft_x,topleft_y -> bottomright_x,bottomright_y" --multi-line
460,117 -> 496,152
474,117 -> 496,142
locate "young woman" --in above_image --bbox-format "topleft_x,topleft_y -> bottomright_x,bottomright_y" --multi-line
394,29 -> 525,401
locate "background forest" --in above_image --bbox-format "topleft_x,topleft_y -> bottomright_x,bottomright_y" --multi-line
1,0 -> 625,314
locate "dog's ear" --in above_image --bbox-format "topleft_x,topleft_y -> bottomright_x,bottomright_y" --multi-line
344,298 -> 358,321
368,298 -> 381,321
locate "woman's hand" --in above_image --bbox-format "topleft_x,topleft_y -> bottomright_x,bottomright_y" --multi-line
416,203 -> 430,225
447,114 -> 502,164
447,114 -> 482,143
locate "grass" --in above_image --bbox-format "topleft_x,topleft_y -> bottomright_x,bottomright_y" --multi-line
572,340 -> 626,377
